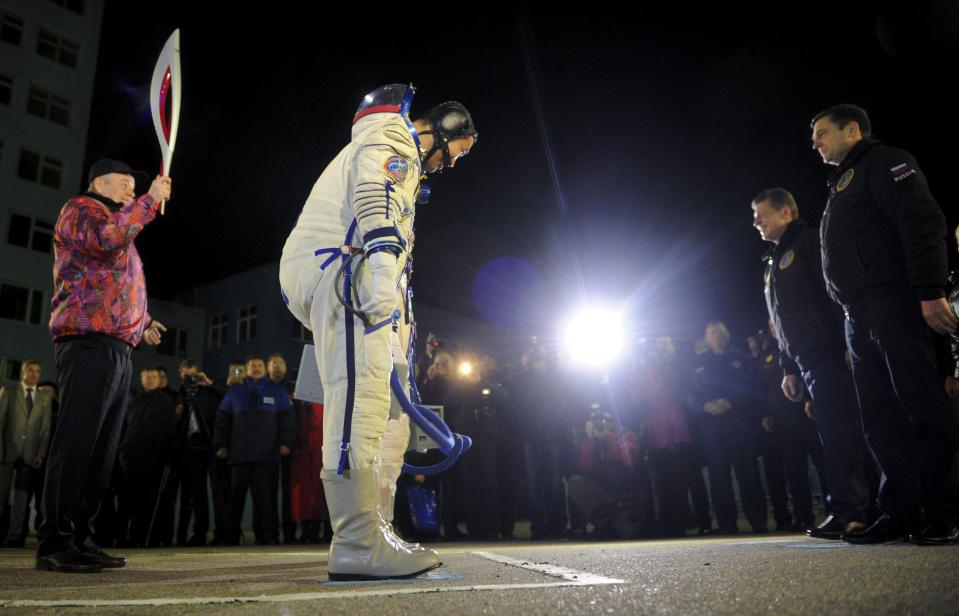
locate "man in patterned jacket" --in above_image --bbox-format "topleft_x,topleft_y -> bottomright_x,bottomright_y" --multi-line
37,159 -> 171,573
280,84 -> 476,580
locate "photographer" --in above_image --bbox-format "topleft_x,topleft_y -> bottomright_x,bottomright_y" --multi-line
568,410 -> 642,540
174,360 -> 225,546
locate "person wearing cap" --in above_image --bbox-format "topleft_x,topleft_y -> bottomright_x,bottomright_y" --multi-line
280,84 -> 476,580
36,159 -> 171,573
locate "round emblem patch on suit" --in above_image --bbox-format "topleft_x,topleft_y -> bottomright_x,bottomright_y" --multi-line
779,249 -> 796,270
383,156 -> 409,183
836,169 -> 855,192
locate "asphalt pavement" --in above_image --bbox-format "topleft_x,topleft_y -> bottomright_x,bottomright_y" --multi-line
0,534 -> 956,615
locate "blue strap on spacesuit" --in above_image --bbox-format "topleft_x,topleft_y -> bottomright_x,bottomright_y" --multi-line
333,220 -> 359,475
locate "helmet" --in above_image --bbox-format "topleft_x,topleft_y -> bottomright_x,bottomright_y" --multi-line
353,83 -> 416,124
417,101 -> 478,172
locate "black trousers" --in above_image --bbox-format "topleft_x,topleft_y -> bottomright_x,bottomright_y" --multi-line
845,293 -> 959,530
280,454 -> 295,542
755,429 -> 791,527
701,420 -> 767,532
803,356 -> 872,522
522,442 -> 567,538
228,463 -> 279,544
177,450 -> 210,544
775,411 -> 823,525
38,337 -> 132,556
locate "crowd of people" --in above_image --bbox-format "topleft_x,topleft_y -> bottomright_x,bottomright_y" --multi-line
9,99 -> 958,578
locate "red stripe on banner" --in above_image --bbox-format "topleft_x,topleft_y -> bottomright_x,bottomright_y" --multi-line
353,105 -> 401,124
159,67 -> 172,142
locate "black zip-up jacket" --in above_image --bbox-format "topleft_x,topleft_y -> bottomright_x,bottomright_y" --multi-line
820,137 -> 948,309
764,220 -> 847,375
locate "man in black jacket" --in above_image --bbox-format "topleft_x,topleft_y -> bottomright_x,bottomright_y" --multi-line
214,356 -> 295,545
812,103 -> 959,544
752,188 -> 874,539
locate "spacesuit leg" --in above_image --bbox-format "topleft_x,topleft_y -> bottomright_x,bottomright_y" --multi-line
308,269 -> 439,580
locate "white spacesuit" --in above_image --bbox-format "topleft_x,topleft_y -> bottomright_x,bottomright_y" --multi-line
280,84 -> 475,580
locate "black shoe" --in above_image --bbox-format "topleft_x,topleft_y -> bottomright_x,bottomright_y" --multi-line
185,535 -> 207,547
81,548 -> 127,568
807,514 -> 846,540
908,521 -> 959,546
842,516 -> 906,545
4,538 -> 26,548
36,550 -> 103,573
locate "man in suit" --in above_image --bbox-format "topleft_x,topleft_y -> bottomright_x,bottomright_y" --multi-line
0,360 -> 52,547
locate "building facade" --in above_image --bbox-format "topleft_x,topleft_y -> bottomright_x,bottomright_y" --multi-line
0,0 -> 104,381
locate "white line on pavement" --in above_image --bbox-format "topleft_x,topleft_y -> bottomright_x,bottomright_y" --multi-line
471,551 -> 627,585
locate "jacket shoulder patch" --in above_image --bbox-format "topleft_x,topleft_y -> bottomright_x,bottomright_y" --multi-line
383,155 -> 410,183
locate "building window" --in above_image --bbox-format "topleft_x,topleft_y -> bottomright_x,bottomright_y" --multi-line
27,86 -> 71,126
0,357 -> 23,382
37,29 -> 79,69
7,214 -> 55,253
157,327 -> 188,358
293,320 -> 313,344
0,73 -> 12,106
0,283 -> 44,325
209,312 -> 228,350
48,0 -> 85,15
237,304 -> 257,342
0,13 -> 24,46
17,148 -> 63,189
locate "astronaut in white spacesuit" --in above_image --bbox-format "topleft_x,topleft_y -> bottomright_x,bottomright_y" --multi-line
280,84 -> 476,580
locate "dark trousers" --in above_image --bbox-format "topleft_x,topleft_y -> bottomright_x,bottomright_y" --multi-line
177,451 -> 210,544
755,430 -> 791,527
522,441 -> 567,538
38,337 -> 132,556
845,293 -> 959,529
229,463 -> 279,544
701,420 -> 767,531
280,454 -> 296,542
460,435 -> 500,540
772,410 -> 823,525
648,443 -> 704,535
803,357 -> 872,522
211,456 -> 231,542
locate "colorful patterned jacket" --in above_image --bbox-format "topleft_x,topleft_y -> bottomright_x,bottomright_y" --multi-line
49,192 -> 159,346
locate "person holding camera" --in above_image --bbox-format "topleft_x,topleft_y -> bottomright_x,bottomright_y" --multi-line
173,360 -> 224,546
567,410 -> 642,540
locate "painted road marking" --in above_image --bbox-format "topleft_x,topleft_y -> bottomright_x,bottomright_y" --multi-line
0,552 -> 625,608
471,551 -> 627,585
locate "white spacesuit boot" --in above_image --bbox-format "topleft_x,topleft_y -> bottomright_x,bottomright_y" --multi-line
321,386 -> 439,581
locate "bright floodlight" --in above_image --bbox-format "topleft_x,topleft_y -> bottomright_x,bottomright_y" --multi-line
564,307 -> 625,366
458,361 -> 474,377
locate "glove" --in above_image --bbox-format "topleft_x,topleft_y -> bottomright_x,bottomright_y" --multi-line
361,250 -> 399,319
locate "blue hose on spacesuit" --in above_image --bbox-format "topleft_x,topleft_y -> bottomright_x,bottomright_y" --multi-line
334,252 -> 472,475
391,369 -> 472,475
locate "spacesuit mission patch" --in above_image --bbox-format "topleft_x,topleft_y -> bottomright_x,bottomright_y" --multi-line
383,156 -> 410,183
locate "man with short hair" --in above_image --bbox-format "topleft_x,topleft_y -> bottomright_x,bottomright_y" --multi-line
38,159 -> 171,572
0,361 -> 52,547
214,356 -> 295,545
812,104 -> 959,544
752,188 -> 874,539
280,84 -> 476,579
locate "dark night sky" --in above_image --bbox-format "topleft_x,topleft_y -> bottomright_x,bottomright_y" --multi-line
85,4 -> 959,348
